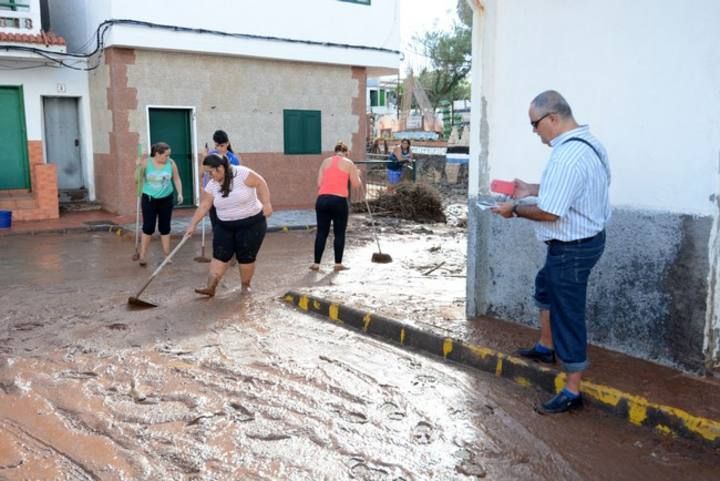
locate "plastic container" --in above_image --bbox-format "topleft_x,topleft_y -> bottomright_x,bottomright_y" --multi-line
0,210 -> 11,229
490,179 -> 516,196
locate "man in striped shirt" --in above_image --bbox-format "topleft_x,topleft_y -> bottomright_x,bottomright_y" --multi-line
492,90 -> 611,414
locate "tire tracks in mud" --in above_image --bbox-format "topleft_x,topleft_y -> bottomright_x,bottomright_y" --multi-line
0,419 -> 101,481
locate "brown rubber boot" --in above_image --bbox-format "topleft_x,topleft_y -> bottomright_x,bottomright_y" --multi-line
195,275 -> 220,297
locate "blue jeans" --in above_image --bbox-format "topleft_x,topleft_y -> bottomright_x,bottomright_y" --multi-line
534,231 -> 605,373
387,169 -> 403,185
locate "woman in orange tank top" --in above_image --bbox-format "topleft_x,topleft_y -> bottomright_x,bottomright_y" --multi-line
311,141 -> 363,272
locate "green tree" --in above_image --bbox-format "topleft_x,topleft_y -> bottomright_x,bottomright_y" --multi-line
414,0 -> 472,109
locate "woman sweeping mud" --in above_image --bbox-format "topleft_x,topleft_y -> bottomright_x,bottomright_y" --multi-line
186,154 -> 272,295
311,141 -> 363,272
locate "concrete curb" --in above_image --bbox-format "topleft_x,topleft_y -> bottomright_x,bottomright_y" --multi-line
0,224 -> 129,237
0,224 -> 315,239
282,290 -> 720,449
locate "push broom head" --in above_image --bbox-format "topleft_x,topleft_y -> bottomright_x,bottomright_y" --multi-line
193,255 -> 211,263
371,252 -> 392,263
127,296 -> 157,308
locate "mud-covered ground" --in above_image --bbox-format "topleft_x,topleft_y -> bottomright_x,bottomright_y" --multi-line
0,212 -> 718,480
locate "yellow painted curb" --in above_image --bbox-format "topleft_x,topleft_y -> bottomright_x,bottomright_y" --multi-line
281,290 -> 720,447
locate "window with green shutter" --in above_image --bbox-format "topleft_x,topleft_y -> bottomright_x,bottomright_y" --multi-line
369,90 -> 378,107
379,89 -> 386,107
0,1 -> 29,11
283,110 -> 321,155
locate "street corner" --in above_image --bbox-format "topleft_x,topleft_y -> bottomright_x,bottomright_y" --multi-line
283,290 -> 720,449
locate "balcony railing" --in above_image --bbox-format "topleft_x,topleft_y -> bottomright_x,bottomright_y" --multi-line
0,1 -> 30,10
0,0 -> 34,30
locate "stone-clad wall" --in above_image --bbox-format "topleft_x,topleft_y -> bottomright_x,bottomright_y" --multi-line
468,202 -> 713,373
89,47 -> 366,214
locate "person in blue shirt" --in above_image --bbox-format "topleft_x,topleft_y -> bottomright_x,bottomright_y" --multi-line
206,130 -> 240,227
209,130 -> 240,167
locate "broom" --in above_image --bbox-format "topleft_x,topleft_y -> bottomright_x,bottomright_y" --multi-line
365,198 -> 392,263
131,143 -> 144,261
194,143 -> 211,263
193,216 -> 211,263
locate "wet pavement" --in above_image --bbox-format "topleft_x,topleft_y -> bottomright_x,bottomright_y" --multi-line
1,221 -> 719,480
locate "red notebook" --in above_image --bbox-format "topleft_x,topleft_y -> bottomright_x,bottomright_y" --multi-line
490,179 -> 515,196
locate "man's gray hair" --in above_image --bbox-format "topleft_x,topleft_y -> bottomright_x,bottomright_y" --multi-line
531,90 -> 573,119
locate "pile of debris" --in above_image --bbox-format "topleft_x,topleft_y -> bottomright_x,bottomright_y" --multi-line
355,183 -> 447,223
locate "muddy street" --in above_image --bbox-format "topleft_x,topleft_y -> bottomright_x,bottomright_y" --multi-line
0,227 -> 718,480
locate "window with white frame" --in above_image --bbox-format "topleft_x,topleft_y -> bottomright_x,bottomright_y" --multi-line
0,1 -> 29,11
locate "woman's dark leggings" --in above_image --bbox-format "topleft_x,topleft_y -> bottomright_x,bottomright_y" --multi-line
314,194 -> 349,264
141,193 -> 174,235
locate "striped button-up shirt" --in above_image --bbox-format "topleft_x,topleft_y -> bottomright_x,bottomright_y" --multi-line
535,125 -> 611,242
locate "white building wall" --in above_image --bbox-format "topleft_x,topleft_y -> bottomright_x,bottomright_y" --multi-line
48,0 -> 400,72
477,0 -> 720,216
0,62 -> 95,198
467,0 -> 720,372
46,0 -> 110,53
0,0 -> 41,34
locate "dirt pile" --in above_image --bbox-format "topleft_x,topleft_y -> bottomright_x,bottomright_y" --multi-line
355,183 -> 447,223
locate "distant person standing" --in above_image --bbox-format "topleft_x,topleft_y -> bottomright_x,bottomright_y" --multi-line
311,141 -> 363,272
206,130 -> 240,227
137,142 -> 183,266
492,90 -> 610,414
209,130 -> 240,167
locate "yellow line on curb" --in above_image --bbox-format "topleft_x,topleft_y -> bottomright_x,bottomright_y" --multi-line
655,403 -> 720,442
283,291 -> 720,446
443,338 -> 453,359
298,296 -> 309,311
329,304 -> 340,323
466,344 -> 496,359
363,314 -> 372,332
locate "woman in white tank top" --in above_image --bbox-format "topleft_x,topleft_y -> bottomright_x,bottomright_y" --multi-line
186,154 -> 273,296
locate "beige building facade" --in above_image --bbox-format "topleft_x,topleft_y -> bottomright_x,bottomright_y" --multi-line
89,48 -> 368,214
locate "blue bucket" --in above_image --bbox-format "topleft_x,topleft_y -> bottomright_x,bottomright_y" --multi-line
0,210 -> 11,229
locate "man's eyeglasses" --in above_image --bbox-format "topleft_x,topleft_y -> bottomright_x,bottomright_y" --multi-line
530,112 -> 554,129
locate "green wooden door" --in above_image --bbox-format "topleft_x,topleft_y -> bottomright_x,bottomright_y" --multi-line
0,86 -> 30,190
148,108 -> 193,206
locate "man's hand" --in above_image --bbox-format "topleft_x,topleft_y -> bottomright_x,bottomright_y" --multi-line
491,201 -> 514,218
186,223 -> 196,236
177,195 -> 184,205
262,203 -> 273,217
513,179 -> 533,199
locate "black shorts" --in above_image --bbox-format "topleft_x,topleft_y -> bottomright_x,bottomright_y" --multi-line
212,212 -> 267,264
141,193 -> 174,235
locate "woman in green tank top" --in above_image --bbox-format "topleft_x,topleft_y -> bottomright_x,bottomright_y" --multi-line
136,142 -> 183,266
